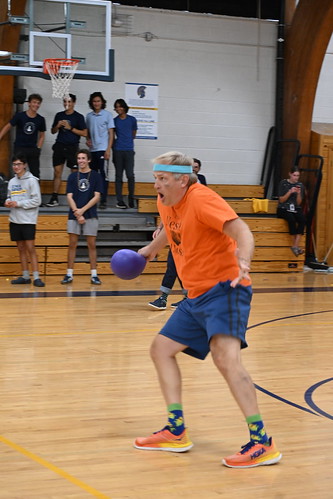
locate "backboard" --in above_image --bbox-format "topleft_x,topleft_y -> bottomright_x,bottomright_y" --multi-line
0,0 -> 114,81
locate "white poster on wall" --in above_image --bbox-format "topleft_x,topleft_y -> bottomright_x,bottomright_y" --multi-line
125,82 -> 159,139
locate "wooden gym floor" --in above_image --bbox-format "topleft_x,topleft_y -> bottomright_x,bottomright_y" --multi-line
0,271 -> 332,499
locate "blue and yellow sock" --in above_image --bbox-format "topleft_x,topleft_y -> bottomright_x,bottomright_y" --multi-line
246,414 -> 269,444
167,403 -> 185,435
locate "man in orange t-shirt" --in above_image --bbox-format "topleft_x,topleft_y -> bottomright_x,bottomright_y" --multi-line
134,151 -> 281,469
158,181 -> 249,299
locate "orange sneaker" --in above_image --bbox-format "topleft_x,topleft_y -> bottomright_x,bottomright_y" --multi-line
222,437 -> 282,468
134,427 -> 193,452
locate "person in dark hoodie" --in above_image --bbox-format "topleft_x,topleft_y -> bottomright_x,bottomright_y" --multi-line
4,153 -> 45,287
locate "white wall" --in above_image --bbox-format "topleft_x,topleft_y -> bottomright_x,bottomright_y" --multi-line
313,34 -> 333,124
20,6 -> 278,185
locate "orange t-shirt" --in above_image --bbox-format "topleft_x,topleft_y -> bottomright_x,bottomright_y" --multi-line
158,183 -> 250,298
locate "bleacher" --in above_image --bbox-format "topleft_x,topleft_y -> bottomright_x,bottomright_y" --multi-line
0,181 -> 305,276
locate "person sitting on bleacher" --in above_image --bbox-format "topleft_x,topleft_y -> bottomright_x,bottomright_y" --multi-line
277,166 -> 306,257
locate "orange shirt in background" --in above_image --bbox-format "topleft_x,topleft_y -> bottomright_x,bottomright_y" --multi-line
158,183 -> 251,298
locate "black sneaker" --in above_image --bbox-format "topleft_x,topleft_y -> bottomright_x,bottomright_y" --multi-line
11,276 -> 31,284
61,275 -> 73,284
148,296 -> 167,310
99,202 -> 107,210
128,198 -> 136,208
116,201 -> 127,209
46,198 -> 59,207
171,297 -> 187,309
91,276 -> 102,285
33,278 -> 45,287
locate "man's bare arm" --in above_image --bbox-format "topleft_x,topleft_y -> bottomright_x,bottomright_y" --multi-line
223,217 -> 254,287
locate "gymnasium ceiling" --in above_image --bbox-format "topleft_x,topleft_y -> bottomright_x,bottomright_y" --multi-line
113,1 -> 283,20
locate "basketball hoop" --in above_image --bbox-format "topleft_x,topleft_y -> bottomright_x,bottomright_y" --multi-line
43,58 -> 79,99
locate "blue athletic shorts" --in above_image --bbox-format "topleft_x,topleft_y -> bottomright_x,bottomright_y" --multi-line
159,281 -> 252,360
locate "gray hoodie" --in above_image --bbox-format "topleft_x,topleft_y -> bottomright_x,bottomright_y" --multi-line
6,170 -> 41,224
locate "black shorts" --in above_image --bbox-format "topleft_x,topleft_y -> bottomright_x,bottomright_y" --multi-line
10,222 -> 36,241
13,146 -> 41,179
52,142 -> 78,169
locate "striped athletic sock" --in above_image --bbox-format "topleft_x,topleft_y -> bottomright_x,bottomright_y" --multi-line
167,403 -> 185,435
246,414 -> 269,444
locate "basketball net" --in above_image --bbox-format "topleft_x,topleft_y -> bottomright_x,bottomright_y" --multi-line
43,58 -> 79,99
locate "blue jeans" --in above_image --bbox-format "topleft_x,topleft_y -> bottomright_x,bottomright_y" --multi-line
160,249 -> 184,294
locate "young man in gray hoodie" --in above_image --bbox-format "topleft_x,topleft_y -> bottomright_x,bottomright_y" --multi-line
4,153 -> 45,287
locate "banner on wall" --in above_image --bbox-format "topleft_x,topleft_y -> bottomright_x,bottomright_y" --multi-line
125,82 -> 159,139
